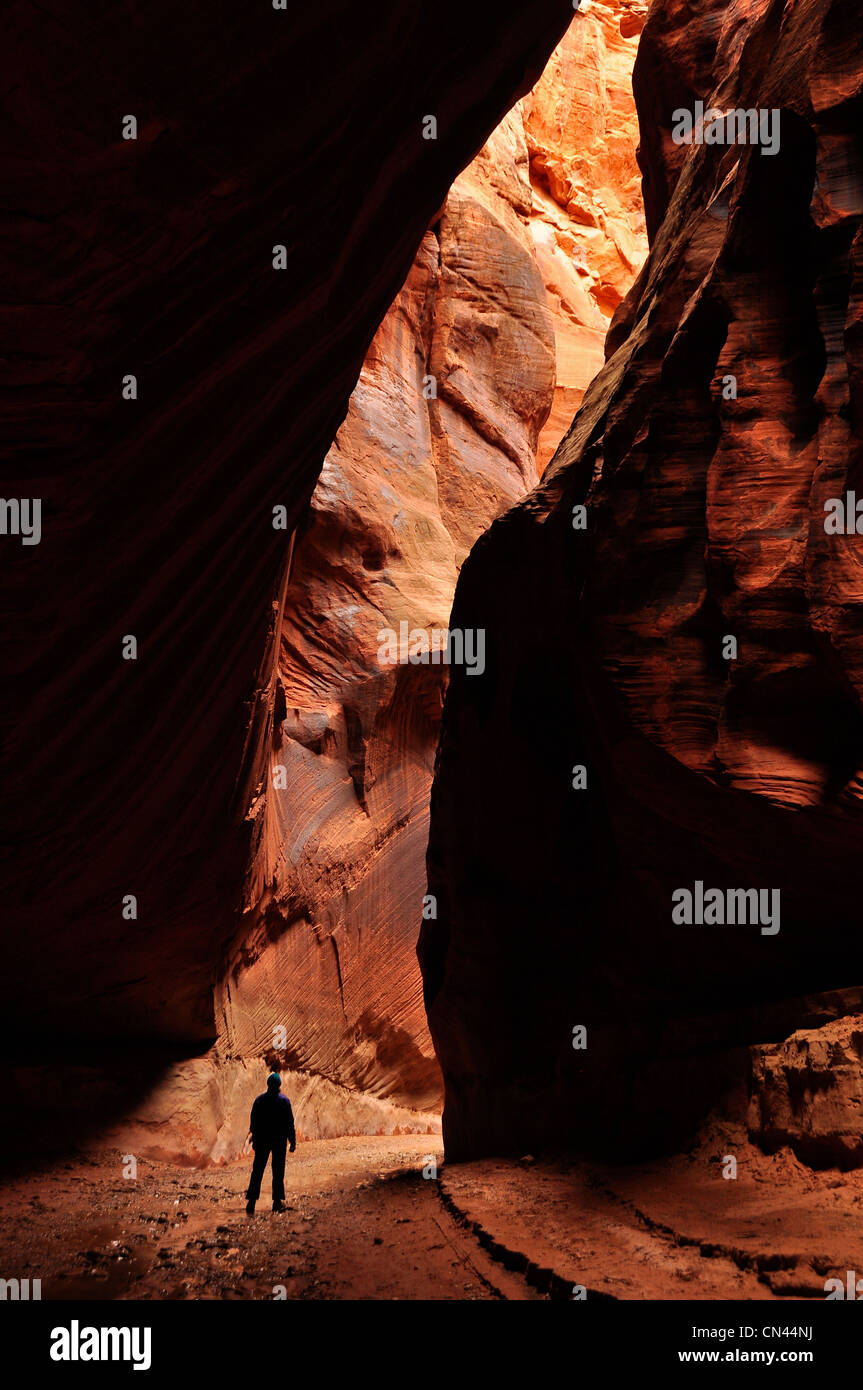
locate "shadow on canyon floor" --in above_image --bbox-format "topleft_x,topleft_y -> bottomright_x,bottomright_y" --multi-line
2,1131 -> 861,1300
0,1045 -> 207,1174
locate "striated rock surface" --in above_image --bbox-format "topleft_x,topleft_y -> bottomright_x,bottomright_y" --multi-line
1,0 -> 649,1157
0,0 -> 574,1058
211,108 -> 555,1140
200,10 -> 649,1149
421,0 -> 863,1160
526,0 -> 648,473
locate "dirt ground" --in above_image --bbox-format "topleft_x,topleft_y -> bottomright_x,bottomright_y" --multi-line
0,1136 -> 540,1301
440,1122 -> 863,1300
3,1127 -> 862,1300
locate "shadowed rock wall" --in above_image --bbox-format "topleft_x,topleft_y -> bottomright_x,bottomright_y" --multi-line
0,0 -> 574,1049
421,0 -> 863,1160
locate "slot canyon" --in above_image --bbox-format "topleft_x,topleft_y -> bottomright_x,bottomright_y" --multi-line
3,0 -> 863,1304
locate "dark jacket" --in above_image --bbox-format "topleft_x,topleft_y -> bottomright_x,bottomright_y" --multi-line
249,1091 -> 296,1148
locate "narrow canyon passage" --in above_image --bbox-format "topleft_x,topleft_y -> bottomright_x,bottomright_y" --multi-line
5,0 -> 863,1325
74,0 -> 649,1165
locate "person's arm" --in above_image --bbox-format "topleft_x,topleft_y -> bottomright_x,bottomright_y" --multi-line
286,1100 -> 296,1152
249,1097 -> 259,1148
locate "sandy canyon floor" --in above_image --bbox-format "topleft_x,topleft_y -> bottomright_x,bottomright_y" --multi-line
2,1130 -> 862,1301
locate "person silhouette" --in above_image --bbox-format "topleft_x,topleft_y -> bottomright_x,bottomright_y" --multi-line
245,1073 -> 297,1214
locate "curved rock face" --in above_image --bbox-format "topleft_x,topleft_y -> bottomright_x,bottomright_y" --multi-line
208,9 -> 649,1147
421,0 -> 863,1160
0,0 -> 573,1049
215,107 -> 555,1135
526,0 -> 648,473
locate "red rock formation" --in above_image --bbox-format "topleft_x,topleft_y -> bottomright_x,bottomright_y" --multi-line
0,0 -> 574,1063
2,0 -> 653,1158
210,108 -> 555,1142
421,0 -> 863,1160
750,1012 -> 863,1170
525,1 -> 648,473
205,13 -> 651,1149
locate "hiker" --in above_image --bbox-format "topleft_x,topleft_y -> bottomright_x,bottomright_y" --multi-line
245,1073 -> 296,1214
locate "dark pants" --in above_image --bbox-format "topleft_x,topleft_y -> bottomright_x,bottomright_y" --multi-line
246,1139 -> 287,1204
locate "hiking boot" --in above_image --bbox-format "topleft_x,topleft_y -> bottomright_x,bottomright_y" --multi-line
272,1200 -> 287,1213
245,1200 -> 256,1215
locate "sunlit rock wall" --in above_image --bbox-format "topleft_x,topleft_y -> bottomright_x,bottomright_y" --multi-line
214,108 -> 556,1142
528,0 -> 648,473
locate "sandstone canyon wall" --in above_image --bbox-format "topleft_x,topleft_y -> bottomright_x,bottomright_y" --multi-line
0,0 -> 648,1162
527,0 -> 648,473
188,5 -> 648,1157
421,0 -> 863,1162
1,0 -> 574,1062
213,108 -> 556,1145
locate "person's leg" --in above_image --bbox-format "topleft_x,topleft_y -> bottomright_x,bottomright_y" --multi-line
246,1144 -> 270,1205
271,1140 -> 287,1206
